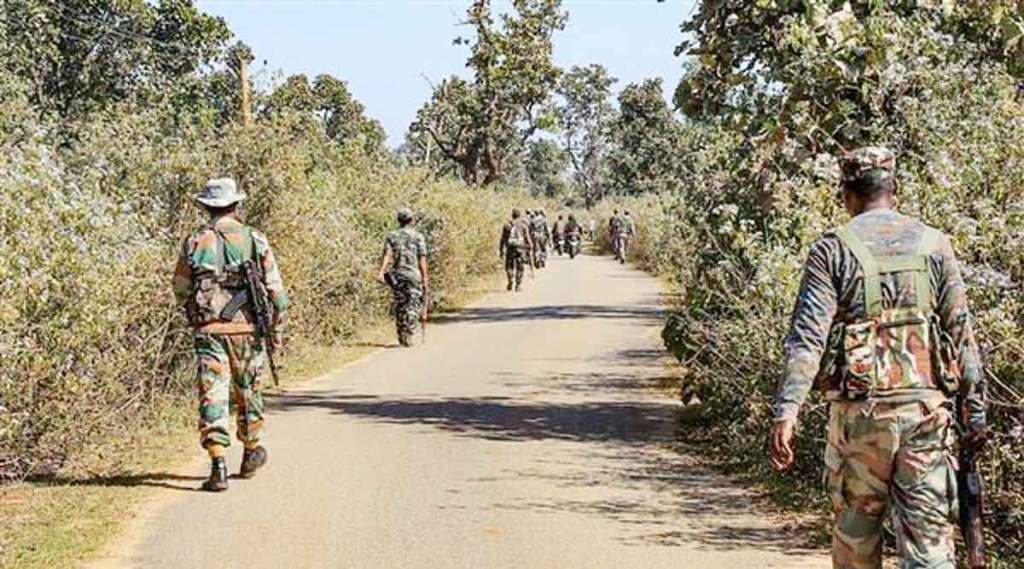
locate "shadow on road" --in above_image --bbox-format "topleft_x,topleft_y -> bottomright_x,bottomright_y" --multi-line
27,472 -> 205,493
433,303 -> 663,325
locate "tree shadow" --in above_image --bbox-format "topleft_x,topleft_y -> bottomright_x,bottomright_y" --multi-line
433,303 -> 664,325
28,472 -> 206,493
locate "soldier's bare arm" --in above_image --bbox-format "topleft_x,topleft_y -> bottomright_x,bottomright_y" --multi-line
934,236 -> 986,434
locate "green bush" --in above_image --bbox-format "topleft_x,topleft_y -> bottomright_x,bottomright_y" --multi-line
617,67 -> 1024,561
0,72 -> 524,480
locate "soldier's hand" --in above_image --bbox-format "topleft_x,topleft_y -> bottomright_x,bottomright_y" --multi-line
769,419 -> 796,471
376,272 -> 387,284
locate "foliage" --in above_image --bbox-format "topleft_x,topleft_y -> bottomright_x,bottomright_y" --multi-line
408,0 -> 566,185
0,0 -> 229,119
524,138 -> 569,198
597,1 -> 1024,562
607,79 -> 689,196
556,64 -> 617,206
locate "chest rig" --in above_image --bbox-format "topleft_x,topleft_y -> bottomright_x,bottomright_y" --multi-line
186,224 -> 255,327
831,225 -> 959,398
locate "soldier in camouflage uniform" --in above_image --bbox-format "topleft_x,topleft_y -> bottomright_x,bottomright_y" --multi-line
500,208 -> 534,292
173,178 -> 289,492
769,148 -> 987,569
552,215 -> 565,256
608,209 -> 625,262
377,207 -> 430,347
530,209 -> 550,268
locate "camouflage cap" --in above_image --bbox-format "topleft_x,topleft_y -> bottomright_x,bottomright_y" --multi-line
195,177 -> 245,208
841,147 -> 896,184
396,207 -> 414,223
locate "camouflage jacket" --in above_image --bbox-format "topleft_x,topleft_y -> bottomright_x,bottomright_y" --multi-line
500,219 -> 534,254
775,209 -> 985,430
384,227 -> 428,284
172,215 -> 289,334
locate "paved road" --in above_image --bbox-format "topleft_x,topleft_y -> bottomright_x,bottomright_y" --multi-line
91,252 -> 829,569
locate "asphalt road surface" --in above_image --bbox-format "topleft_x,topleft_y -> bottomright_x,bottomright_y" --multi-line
91,251 -> 829,569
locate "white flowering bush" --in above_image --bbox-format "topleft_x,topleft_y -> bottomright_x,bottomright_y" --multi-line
0,71 -> 524,480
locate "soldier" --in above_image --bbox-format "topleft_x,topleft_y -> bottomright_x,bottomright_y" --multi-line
608,209 -> 625,262
500,208 -> 534,291
620,210 -> 636,264
769,148 -> 987,569
377,207 -> 430,347
530,208 -> 550,268
563,213 -> 583,259
552,214 -> 565,256
173,178 -> 289,492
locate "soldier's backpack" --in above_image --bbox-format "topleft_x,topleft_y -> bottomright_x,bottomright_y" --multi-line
507,221 -> 527,250
827,225 -> 960,398
187,225 -> 255,327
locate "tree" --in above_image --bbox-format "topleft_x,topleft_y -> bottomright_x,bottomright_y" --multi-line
608,79 -> 686,196
674,1 -> 1024,156
409,0 -> 566,185
557,64 -> 617,206
525,138 -> 569,198
0,0 -> 229,119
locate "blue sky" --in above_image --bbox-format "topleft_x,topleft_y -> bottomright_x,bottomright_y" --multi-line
196,0 -> 697,146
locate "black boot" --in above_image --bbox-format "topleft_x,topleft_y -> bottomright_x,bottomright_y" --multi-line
240,446 -> 268,479
202,457 -> 228,492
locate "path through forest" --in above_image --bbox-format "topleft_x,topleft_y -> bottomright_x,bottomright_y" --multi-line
89,252 -> 828,569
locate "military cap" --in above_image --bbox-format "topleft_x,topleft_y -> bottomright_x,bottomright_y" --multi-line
396,207 -> 414,223
196,177 -> 245,208
841,147 -> 895,183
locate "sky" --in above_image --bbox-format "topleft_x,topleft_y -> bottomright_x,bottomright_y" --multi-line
196,0 -> 698,146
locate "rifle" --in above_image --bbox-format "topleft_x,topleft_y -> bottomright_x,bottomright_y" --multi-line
958,428 -> 987,568
421,287 -> 430,344
244,259 -> 281,387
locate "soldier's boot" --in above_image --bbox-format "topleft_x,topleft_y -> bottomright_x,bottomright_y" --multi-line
506,278 -> 513,291
398,332 -> 413,347
240,445 -> 268,479
202,457 -> 228,492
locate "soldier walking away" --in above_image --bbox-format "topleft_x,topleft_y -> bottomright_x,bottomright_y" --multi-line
620,210 -> 636,263
563,213 -> 583,259
173,178 -> 289,492
769,148 -> 987,569
530,208 -> 551,268
377,207 -> 430,348
608,209 -> 626,262
500,208 -> 534,292
552,214 -> 565,256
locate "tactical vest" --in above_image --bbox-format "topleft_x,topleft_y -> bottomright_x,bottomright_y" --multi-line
507,221 -> 527,250
828,224 -> 960,398
186,224 -> 255,327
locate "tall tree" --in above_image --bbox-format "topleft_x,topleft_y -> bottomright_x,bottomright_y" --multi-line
0,0 -> 229,119
409,0 -> 566,186
557,64 -> 616,206
608,79 -> 685,196
525,138 -> 569,198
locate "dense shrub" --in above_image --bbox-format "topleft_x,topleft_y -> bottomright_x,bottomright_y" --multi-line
614,64 -> 1024,562
0,72 -> 524,480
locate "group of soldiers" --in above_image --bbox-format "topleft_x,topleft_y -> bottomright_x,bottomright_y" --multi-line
499,208 -> 586,291
173,145 -> 990,569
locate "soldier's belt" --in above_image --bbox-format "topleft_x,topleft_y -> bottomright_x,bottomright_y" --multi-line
825,388 -> 948,405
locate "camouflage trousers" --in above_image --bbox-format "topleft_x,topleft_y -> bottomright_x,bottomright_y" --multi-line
505,247 -> 528,288
195,333 -> 265,450
613,235 -> 628,262
826,397 -> 957,569
533,237 -> 548,267
390,277 -> 423,343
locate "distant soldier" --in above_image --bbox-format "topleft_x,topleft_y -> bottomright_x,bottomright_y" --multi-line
608,209 -> 626,262
377,207 -> 430,347
500,208 -> 534,291
620,210 -> 636,263
563,213 -> 583,259
552,214 -> 565,256
769,148 -> 987,569
588,218 -> 596,242
530,208 -> 551,268
173,178 -> 289,492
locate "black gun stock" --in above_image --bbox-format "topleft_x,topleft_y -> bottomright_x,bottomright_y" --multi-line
244,260 -> 280,387
958,443 -> 987,568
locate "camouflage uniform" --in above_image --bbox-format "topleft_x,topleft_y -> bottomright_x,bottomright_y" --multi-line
552,217 -> 564,255
500,217 -> 534,291
775,148 -> 985,569
383,225 -> 428,345
563,217 -> 583,259
172,189 -> 289,454
609,213 -> 626,262
530,213 -> 550,268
